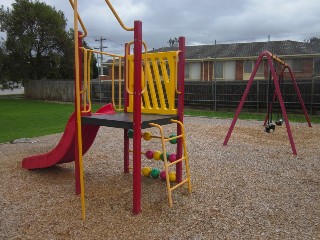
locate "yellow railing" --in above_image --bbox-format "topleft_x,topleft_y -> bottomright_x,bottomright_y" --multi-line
125,41 -> 148,95
80,48 -> 92,113
83,49 -> 124,111
111,56 -> 124,111
126,51 -> 180,115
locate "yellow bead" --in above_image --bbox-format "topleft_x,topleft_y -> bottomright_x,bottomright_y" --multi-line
141,167 -> 152,177
153,150 -> 161,160
143,131 -> 152,141
169,172 -> 176,182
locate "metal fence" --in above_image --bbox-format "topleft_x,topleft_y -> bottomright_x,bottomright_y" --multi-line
91,79 -> 320,115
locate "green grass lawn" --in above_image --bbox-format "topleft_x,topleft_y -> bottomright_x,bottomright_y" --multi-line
184,108 -> 320,123
0,95 -> 318,143
0,96 -> 104,143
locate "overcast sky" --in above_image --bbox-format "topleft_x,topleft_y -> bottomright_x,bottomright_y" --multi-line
2,0 -> 320,53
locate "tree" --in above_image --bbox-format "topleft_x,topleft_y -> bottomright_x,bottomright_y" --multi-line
58,28 -> 98,80
168,37 -> 179,47
0,0 -> 73,83
307,37 -> 320,45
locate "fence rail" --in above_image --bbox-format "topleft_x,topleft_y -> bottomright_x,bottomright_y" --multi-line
91,79 -> 320,114
24,79 -> 320,115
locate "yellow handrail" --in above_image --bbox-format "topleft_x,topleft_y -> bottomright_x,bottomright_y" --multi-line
79,48 -> 92,113
87,49 -> 123,59
125,41 -> 148,95
111,56 -> 124,110
69,0 -> 87,38
175,51 -> 182,94
104,0 -> 134,31
85,48 -> 125,111
118,56 -> 122,110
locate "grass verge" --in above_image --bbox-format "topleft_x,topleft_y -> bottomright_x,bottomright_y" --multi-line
0,96 -> 104,143
0,96 -> 318,143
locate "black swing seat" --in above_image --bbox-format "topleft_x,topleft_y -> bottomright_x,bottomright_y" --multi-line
275,119 -> 283,126
265,123 -> 275,133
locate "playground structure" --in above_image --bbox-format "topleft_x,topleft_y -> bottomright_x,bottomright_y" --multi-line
223,51 -> 312,155
22,0 -> 191,220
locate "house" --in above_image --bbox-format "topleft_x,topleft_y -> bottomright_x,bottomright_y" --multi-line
157,40 -> 320,81
102,40 -> 320,81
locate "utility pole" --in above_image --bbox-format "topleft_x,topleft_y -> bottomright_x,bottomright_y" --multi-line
94,37 -> 107,76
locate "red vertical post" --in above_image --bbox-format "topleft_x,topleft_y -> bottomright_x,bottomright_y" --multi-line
132,21 -> 142,214
223,53 -> 264,146
75,31 -> 83,195
176,37 -> 185,183
287,66 -> 312,127
124,43 -> 130,173
266,55 -> 297,155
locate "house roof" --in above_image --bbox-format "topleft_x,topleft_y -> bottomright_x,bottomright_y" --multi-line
155,40 -> 320,60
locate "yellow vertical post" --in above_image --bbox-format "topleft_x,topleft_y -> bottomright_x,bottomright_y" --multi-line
74,0 -> 86,221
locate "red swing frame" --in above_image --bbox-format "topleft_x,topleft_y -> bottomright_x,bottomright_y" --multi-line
223,51 -> 312,155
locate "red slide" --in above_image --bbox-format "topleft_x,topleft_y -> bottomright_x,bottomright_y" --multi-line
22,103 -> 115,169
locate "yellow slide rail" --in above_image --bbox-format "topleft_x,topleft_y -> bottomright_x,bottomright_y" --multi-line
126,51 -> 180,115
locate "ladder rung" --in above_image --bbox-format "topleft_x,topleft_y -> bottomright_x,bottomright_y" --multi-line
170,178 -> 190,191
167,157 -> 186,167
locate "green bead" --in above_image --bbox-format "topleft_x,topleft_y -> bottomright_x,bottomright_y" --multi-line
150,168 -> 160,178
160,152 -> 170,161
169,134 -> 177,144
127,129 -> 134,139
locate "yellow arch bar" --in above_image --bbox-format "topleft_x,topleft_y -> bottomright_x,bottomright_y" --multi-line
104,0 -> 134,31
69,0 -> 87,38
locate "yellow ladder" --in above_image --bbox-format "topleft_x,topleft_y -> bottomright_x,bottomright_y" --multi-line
149,120 -> 192,207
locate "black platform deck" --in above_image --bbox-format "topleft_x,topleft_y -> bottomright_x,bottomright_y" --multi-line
82,112 -> 178,129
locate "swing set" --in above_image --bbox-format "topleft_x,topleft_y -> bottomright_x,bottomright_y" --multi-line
223,51 -> 312,155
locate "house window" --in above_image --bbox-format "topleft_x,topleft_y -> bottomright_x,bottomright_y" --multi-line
243,60 -> 264,80
214,62 -> 223,79
103,67 -> 109,76
292,59 -> 303,72
256,61 -> 264,76
244,61 -> 252,73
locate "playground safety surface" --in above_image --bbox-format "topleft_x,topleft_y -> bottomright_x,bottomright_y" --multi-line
1,117 -> 319,239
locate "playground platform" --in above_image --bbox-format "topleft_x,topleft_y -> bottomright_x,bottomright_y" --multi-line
81,113 -> 178,129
